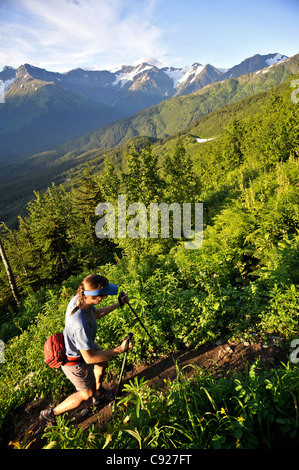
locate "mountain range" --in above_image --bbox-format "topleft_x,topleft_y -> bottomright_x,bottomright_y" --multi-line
0,53 -> 289,160
0,50 -> 298,228
49,52 -> 299,154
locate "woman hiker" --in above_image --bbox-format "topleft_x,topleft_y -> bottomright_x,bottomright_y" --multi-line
40,273 -> 133,425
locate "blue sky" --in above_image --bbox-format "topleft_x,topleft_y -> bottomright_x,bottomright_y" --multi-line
0,0 -> 298,72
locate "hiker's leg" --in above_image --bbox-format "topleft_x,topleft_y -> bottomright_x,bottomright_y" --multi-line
53,388 -> 94,415
93,361 -> 108,394
56,362 -> 96,415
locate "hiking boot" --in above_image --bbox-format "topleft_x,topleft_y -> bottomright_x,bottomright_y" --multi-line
40,407 -> 56,426
92,387 -> 116,405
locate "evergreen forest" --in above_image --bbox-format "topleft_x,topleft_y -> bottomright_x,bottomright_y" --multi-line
0,74 -> 298,450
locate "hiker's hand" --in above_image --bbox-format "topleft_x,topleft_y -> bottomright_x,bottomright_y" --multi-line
127,337 -> 133,351
118,292 -> 129,307
120,336 -> 134,353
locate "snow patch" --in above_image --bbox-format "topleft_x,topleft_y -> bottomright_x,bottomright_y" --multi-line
112,64 -> 153,87
0,67 -> 17,99
262,65 -> 275,73
195,137 -> 217,143
164,69 -> 184,88
164,64 -> 205,88
265,53 -> 288,66
0,77 -> 15,98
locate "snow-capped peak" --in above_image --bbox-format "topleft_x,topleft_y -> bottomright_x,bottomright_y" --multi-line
0,67 -> 17,97
164,63 -> 205,89
265,53 -> 288,66
112,63 -> 153,87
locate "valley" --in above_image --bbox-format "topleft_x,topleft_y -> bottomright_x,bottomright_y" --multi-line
0,52 -> 298,227
0,49 -> 298,450
0,52 -> 291,161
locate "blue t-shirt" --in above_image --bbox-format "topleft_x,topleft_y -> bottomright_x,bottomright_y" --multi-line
63,295 -> 97,358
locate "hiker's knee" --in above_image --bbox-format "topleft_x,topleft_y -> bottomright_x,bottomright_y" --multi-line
79,388 -> 94,401
95,360 -> 108,370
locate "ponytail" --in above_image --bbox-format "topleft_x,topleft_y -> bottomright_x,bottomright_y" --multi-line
70,283 -> 85,315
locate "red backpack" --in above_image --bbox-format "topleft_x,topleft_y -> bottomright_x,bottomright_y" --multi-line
44,333 -> 66,368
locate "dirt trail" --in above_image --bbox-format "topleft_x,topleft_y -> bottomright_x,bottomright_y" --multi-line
7,338 -> 287,449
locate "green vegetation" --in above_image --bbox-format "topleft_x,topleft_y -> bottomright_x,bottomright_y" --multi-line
0,73 -> 298,449
65,54 -> 299,151
40,363 -> 299,449
1,55 -> 298,227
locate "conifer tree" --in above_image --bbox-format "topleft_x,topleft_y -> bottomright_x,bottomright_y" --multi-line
25,184 -> 72,281
0,234 -> 20,305
0,222 -> 29,282
221,119 -> 245,170
70,167 -> 116,266
15,215 -> 37,285
122,145 -> 142,203
70,167 -> 102,235
99,157 -> 121,203
164,138 -> 199,203
139,142 -> 163,205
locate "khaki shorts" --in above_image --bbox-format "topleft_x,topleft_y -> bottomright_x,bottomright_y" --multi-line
61,344 -> 102,392
61,362 -> 96,392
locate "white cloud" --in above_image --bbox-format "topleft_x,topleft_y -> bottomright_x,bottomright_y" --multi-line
0,0 -> 166,71
133,57 -> 170,68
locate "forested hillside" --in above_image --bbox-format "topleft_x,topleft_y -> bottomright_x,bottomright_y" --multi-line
0,73 -> 298,449
50,53 -> 299,153
0,53 -> 289,161
0,54 -> 298,228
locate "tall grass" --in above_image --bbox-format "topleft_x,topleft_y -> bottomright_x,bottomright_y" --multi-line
40,361 -> 299,449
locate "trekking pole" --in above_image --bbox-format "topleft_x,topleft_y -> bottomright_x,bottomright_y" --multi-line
119,292 -> 160,351
115,332 -> 133,399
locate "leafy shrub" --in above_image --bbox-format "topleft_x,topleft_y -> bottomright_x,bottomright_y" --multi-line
42,361 -> 299,449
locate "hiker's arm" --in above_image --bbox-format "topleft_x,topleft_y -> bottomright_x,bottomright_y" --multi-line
94,302 -> 120,319
80,347 -> 121,364
80,338 -> 133,364
94,293 -> 129,319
